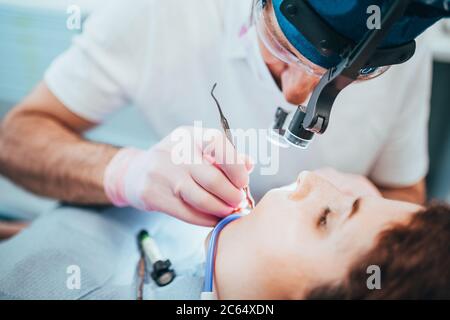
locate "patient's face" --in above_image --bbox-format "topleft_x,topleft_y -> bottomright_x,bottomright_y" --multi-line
215,172 -> 422,299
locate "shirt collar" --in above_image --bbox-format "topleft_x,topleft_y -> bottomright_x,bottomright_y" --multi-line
221,0 -> 298,112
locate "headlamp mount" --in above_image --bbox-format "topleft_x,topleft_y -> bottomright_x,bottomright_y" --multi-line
273,0 -> 416,148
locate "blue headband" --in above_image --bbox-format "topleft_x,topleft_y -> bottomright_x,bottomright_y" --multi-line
272,0 -> 449,69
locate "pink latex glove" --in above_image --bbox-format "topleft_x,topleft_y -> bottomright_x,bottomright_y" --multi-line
103,127 -> 253,226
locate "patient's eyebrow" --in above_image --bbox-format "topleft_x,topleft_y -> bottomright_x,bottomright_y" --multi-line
348,198 -> 362,220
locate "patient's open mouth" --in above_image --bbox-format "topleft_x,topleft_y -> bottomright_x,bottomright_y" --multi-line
230,187 -> 255,214
244,186 -> 255,209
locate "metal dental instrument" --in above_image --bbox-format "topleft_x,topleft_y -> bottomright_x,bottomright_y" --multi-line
210,83 -> 255,210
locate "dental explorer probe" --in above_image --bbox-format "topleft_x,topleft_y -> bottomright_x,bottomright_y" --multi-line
210,83 -> 255,210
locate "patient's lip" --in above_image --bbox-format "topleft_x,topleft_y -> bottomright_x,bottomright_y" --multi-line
231,207 -> 241,214
230,190 -> 254,213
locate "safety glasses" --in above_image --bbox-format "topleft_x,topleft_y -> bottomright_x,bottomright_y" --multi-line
252,0 -> 326,77
252,0 -> 390,81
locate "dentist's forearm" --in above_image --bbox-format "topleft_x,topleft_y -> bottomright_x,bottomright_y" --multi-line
378,179 -> 426,205
0,111 -> 118,204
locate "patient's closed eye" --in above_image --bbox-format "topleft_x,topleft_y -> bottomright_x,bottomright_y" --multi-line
318,207 -> 331,227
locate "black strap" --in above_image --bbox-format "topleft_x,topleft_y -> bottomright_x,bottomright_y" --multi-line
287,0 -> 415,138
280,0 -> 353,57
279,0 -> 416,68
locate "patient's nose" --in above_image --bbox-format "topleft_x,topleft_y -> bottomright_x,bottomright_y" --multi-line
293,171 -> 341,200
291,171 -> 316,199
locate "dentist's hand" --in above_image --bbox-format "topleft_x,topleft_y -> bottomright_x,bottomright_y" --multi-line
103,127 -> 253,226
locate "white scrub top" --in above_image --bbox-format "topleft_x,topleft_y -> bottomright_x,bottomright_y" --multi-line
44,0 -> 431,200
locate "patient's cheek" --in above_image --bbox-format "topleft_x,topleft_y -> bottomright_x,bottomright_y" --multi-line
278,183 -> 297,192
289,185 -> 311,201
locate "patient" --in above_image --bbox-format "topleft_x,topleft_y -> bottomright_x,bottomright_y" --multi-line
1,170 -> 449,300
212,171 -> 450,300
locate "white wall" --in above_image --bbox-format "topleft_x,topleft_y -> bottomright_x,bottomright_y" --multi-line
427,20 -> 450,63
0,0 -> 102,12
0,0 -> 103,107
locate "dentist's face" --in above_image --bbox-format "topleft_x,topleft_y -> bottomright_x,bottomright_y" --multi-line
215,172 -> 421,299
257,0 -> 325,105
259,39 -> 321,105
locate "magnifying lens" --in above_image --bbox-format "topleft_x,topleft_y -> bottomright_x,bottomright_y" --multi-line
268,106 -> 314,149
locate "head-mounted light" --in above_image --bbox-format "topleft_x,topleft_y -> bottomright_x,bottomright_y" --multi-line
264,0 -> 417,149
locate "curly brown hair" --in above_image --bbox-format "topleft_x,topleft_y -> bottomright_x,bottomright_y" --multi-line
307,203 -> 450,300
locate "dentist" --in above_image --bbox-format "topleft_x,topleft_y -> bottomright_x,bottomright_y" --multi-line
0,0 -> 448,226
